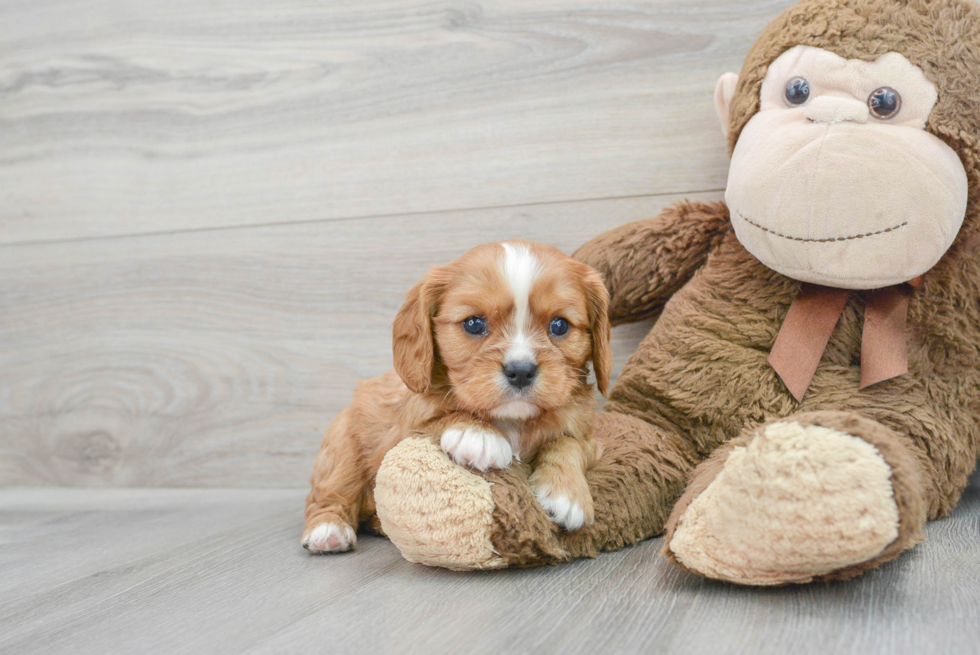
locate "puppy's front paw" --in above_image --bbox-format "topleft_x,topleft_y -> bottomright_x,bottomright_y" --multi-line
303,522 -> 356,554
440,425 -> 513,471
531,479 -> 594,532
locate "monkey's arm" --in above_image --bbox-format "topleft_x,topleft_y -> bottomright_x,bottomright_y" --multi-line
573,200 -> 730,325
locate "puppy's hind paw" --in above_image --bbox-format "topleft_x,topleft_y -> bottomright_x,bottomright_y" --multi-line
303,522 -> 356,554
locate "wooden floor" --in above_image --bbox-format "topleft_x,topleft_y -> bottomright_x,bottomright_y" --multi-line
2,475 -> 979,655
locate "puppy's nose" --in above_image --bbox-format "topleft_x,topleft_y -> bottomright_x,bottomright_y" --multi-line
503,361 -> 538,389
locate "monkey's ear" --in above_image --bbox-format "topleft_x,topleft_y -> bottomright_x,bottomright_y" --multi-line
714,72 -> 740,137
392,270 -> 443,394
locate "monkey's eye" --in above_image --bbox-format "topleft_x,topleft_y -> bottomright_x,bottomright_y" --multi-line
784,77 -> 810,106
868,87 -> 901,119
462,316 -> 487,336
549,317 -> 569,337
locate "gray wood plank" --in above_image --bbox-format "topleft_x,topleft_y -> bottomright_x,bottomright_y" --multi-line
1,476 -> 978,655
0,192 -> 707,487
0,0 -> 793,243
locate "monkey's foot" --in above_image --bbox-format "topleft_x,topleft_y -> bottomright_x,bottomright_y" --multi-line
374,437 -> 508,571
661,412 -> 926,585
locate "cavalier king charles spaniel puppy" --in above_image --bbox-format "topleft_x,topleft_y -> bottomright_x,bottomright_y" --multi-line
303,240 -> 611,553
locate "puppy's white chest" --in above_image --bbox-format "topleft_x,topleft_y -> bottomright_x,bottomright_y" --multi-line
492,419 -> 524,459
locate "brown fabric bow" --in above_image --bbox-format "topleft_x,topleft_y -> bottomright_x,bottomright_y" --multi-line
768,277 -> 922,401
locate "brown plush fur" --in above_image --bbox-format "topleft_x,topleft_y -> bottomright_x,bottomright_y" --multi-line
484,412 -> 698,567
376,0 -> 980,583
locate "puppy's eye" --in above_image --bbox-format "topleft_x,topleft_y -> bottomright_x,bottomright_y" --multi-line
784,77 -> 810,106
868,86 -> 901,119
462,316 -> 487,336
549,317 -> 569,337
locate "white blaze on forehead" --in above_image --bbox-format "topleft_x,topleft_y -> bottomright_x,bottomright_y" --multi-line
500,242 -> 539,364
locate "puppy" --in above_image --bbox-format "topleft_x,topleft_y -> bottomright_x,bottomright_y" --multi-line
302,240 -> 611,553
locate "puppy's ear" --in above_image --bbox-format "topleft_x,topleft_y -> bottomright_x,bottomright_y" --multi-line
583,267 -> 613,396
392,269 -> 443,394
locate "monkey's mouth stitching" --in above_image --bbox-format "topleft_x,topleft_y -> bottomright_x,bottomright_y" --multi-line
737,211 -> 907,243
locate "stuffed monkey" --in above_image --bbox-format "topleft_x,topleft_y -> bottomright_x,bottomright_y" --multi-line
373,0 -> 980,585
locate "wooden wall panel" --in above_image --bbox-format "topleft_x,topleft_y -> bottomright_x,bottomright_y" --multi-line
0,0 -> 791,243
0,0 -> 811,487
0,192 -> 720,486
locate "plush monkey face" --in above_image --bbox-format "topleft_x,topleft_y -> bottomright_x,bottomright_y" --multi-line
719,45 -> 969,289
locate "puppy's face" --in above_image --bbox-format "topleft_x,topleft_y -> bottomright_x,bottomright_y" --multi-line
393,240 -> 611,420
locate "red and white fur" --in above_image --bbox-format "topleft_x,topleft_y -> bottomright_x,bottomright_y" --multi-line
303,240 -> 611,553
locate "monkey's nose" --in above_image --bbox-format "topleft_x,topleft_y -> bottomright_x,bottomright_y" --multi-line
804,96 -> 869,124
503,361 -> 538,389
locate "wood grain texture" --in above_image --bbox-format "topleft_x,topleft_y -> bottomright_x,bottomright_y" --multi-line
1,476 -> 978,655
0,0 -> 794,243
0,191 -> 717,487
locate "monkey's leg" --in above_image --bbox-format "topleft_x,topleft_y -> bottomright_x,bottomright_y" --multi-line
373,411 -> 699,570
661,411 -> 927,585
